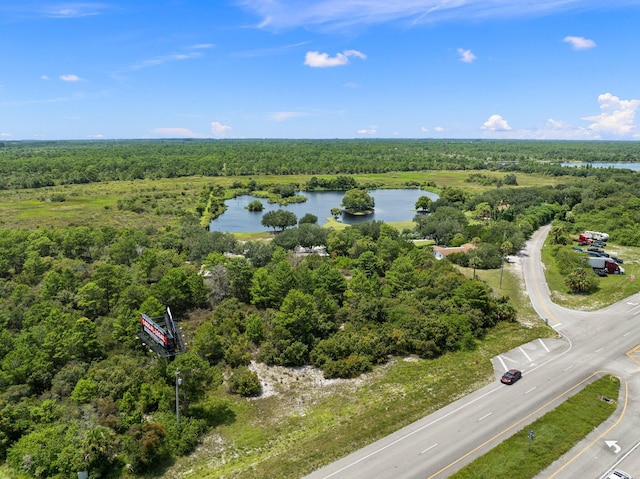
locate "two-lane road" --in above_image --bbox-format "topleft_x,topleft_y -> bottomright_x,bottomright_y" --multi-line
305,225 -> 640,479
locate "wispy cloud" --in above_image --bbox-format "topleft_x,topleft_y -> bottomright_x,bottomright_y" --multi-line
304,49 -> 366,67
60,74 -> 82,82
238,0 -> 618,32
151,127 -> 205,138
270,111 -> 309,121
1,95 -> 83,107
123,52 -> 204,72
457,48 -> 476,63
563,35 -> 596,50
46,3 -> 110,18
115,44 -> 213,75
357,126 -> 377,135
4,3 -> 112,19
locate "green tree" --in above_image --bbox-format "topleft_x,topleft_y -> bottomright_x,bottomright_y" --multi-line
415,195 -> 432,213
564,268 -> 598,293
261,209 -> 298,231
341,189 -> 375,213
299,213 -> 318,225
246,200 -> 264,212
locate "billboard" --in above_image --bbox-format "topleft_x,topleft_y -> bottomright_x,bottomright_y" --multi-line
140,313 -> 170,347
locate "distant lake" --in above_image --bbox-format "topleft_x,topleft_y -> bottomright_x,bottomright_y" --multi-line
560,162 -> 640,171
209,189 -> 438,233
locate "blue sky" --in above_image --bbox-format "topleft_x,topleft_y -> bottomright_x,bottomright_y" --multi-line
2,1 -> 640,140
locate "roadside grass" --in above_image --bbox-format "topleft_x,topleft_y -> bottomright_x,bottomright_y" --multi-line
167,316 -> 551,479
541,244 -> 640,310
450,374 -> 620,479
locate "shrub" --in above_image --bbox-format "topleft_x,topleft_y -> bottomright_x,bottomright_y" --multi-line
227,367 -> 262,396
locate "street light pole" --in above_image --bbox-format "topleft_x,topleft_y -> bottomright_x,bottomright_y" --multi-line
175,368 -> 181,430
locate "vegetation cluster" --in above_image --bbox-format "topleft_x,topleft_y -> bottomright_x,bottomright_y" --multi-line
0,140 -> 639,478
2,139 -> 640,189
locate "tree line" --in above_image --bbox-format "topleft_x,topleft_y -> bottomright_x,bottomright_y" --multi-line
2,139 -> 640,189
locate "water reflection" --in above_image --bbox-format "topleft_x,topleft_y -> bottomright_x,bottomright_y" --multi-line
209,189 -> 438,233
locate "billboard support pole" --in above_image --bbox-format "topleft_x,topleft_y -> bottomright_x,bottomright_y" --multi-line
175,368 -> 181,431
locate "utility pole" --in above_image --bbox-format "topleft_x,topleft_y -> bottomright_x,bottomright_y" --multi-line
175,368 -> 181,430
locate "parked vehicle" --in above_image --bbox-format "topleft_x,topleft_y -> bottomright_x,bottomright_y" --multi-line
595,269 -> 608,277
583,230 -> 610,241
603,470 -> 633,479
611,256 -> 624,264
572,246 -> 583,252
587,257 -> 625,275
587,247 -> 603,253
592,240 -> 607,247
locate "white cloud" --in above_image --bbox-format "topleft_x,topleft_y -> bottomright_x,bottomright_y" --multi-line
457,48 -> 476,63
60,74 -> 81,82
421,126 -> 429,132
1,132 -> 12,137
563,36 -> 596,50
304,49 -> 366,68
239,0 -> 618,32
88,134 -> 104,139
583,92 -> 640,137
434,126 -> 445,132
151,127 -> 205,138
481,114 -> 511,131
270,111 -> 309,121
357,127 -> 377,135
211,121 -> 232,137
41,75 -> 50,80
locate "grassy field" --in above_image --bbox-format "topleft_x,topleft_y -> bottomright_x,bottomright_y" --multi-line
0,170 -> 573,231
541,243 -> 640,310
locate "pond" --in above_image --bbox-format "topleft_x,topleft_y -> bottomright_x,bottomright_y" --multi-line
209,189 -> 438,233
560,162 -> 640,171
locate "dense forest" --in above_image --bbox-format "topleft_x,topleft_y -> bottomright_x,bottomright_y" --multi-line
0,140 -> 640,478
1,139 -> 639,189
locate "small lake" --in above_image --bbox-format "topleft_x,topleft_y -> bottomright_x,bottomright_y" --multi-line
560,162 -> 640,171
209,189 -> 438,233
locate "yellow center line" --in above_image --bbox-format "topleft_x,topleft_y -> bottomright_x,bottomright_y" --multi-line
546,379 -> 628,478
426,372 -> 603,479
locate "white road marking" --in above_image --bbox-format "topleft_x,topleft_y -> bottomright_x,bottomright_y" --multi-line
519,347 -> 532,362
525,387 -> 537,394
563,365 -> 574,372
538,338 -> 550,352
477,412 -> 493,422
595,347 -> 604,353
497,355 -> 508,371
420,443 -> 438,454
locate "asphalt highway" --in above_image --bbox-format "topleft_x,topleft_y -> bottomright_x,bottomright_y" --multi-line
304,225 -> 640,479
